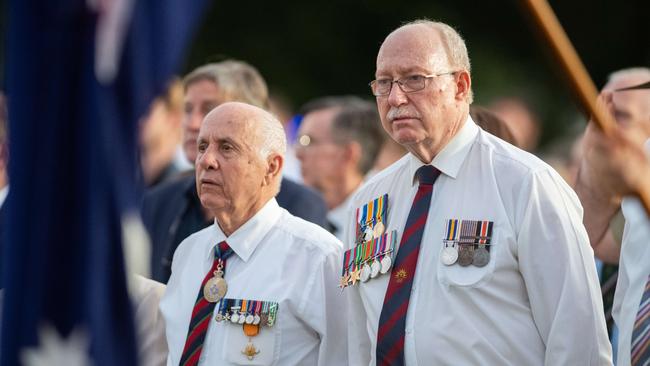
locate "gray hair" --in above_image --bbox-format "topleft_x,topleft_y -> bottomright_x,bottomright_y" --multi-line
331,100 -> 385,175
258,112 -> 287,159
183,60 -> 270,110
399,19 -> 473,103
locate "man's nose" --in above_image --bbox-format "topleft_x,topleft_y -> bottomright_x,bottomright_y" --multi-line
387,83 -> 409,107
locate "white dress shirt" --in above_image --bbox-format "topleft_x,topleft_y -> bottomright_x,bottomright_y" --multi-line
132,275 -> 168,366
160,198 -> 347,366
345,118 -> 612,365
612,139 -> 650,366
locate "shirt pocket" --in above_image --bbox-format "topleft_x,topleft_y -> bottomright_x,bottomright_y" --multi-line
223,322 -> 280,365
436,220 -> 499,288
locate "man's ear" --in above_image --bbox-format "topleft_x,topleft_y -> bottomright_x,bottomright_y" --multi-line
455,70 -> 471,102
264,153 -> 284,186
345,141 -> 362,169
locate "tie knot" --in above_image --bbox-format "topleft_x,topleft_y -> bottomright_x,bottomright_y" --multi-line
215,241 -> 233,260
415,165 -> 439,185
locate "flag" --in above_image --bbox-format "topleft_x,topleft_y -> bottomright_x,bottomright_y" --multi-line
1,0 -> 208,365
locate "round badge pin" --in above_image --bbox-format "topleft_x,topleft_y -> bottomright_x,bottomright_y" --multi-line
472,247 -> 490,267
370,260 -> 381,278
380,256 -> 392,274
441,246 -> 459,266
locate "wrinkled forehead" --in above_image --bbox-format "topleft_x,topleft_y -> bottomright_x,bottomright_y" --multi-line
376,25 -> 450,76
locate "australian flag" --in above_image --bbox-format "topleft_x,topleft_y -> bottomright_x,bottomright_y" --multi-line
1,0 -> 208,365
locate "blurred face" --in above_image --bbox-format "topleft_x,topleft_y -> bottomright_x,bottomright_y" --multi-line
183,79 -> 224,163
604,76 -> 650,138
375,25 -> 467,159
195,105 -> 269,218
295,108 -> 345,191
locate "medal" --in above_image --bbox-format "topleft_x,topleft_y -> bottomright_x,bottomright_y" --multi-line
363,227 -> 374,242
472,247 -> 490,267
441,244 -> 458,266
458,244 -> 474,266
203,257 -> 227,303
373,221 -> 385,238
230,305 -> 241,323
360,263 -> 371,282
241,323 -> 261,360
380,255 -> 392,274
370,260 -> 381,278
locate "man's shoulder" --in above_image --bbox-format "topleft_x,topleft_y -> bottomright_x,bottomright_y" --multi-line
274,209 -> 342,256
476,129 -> 552,177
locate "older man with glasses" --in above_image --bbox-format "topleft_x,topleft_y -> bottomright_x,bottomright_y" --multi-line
343,19 -> 612,365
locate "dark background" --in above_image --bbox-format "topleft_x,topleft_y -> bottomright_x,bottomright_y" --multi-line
2,0 -> 649,148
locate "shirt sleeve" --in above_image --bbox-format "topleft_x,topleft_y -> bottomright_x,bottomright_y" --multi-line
298,240 -> 349,366
516,169 -> 612,365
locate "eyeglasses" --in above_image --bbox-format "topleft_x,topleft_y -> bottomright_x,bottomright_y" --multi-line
369,72 -> 458,96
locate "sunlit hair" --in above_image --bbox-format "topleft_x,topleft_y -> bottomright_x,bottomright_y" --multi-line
397,19 -> 474,103
257,110 -> 287,195
183,60 -> 270,110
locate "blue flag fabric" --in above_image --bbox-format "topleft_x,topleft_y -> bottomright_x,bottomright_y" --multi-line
1,0 -> 208,365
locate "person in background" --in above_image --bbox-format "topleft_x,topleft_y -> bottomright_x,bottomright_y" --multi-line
296,97 -> 385,239
141,60 -> 327,283
139,78 -> 192,187
575,67 -> 650,365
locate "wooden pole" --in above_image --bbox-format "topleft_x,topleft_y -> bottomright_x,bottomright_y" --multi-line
521,0 -> 650,215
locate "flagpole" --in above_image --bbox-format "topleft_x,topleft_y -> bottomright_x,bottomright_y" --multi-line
520,0 -> 650,215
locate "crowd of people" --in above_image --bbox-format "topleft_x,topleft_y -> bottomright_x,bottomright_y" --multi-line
2,18 -> 650,366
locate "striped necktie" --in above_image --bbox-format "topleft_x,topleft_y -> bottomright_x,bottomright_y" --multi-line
631,274 -> 650,365
179,241 -> 233,366
376,165 -> 440,366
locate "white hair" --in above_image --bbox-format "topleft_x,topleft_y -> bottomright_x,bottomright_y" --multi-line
398,19 -> 474,103
258,112 -> 287,159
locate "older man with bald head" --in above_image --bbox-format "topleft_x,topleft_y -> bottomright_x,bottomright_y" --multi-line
344,20 -> 611,365
160,102 -> 347,366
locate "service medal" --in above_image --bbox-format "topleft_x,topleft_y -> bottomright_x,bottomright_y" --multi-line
380,256 -> 392,274
203,271 -> 227,303
458,245 -> 474,267
360,264 -> 371,282
363,227 -> 374,242
441,245 -> 459,266
373,221 -> 385,238
370,260 -> 381,278
253,314 -> 261,325
472,247 -> 490,267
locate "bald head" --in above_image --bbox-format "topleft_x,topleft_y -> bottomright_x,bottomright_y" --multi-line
196,102 -> 285,233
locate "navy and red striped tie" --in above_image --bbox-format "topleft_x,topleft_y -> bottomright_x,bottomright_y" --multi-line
179,241 -> 233,366
376,165 -> 440,366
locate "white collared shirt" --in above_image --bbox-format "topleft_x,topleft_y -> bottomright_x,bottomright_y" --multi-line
160,198 -> 347,366
345,118 -> 612,365
612,139 -> 650,366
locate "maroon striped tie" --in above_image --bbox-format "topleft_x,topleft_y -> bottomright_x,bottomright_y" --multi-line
376,165 -> 440,365
179,241 -> 232,366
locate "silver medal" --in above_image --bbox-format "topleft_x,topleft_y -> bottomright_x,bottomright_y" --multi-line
253,314 -> 261,325
441,245 -> 459,266
245,314 -> 255,324
472,247 -> 490,267
360,264 -> 371,282
370,260 -> 381,278
380,256 -> 392,274
363,227 -> 374,242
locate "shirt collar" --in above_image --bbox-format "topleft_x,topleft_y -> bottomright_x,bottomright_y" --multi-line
207,198 -> 282,263
407,116 -> 478,184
